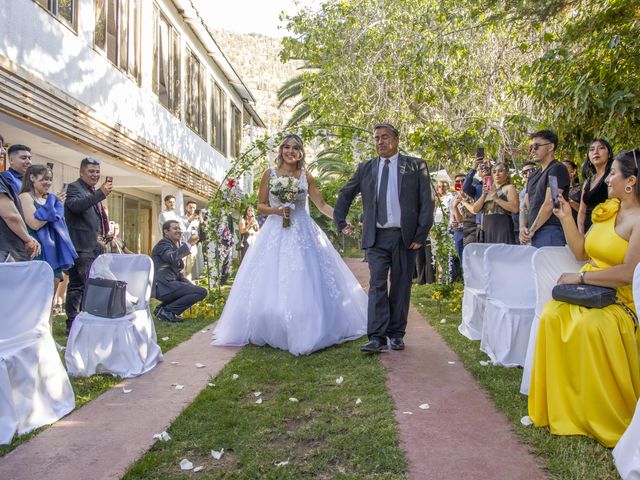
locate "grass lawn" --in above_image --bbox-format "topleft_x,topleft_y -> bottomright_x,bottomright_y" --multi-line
411,283 -> 619,480
124,340 -> 406,479
0,297 -> 220,458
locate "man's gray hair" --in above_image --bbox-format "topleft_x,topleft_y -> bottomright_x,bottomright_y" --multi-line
373,123 -> 399,138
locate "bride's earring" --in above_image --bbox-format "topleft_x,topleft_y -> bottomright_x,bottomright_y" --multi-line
625,184 -> 633,194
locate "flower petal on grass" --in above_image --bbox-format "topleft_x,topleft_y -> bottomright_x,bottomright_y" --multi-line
335,376 -> 344,384
161,336 -> 169,341
153,431 -> 171,442
208,383 -> 215,387
479,360 -> 490,366
232,374 -> 239,380
255,398 -> 263,404
440,319 -> 446,324
211,448 -> 224,460
419,403 -> 430,410
275,460 -> 289,467
253,392 -> 262,397
355,398 -> 362,405
179,459 -> 193,470
193,466 -> 204,473
520,415 -> 534,426
288,397 -> 299,402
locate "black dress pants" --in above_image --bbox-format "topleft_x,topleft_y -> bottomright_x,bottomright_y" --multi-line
157,281 -> 207,315
366,228 -> 417,342
65,252 -> 96,332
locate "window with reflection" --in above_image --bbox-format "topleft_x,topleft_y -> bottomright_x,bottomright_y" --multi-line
94,0 -> 140,81
230,104 -> 242,159
185,49 -> 206,138
35,0 -> 77,30
152,6 -> 181,116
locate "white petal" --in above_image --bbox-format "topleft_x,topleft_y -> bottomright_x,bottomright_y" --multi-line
153,431 -> 171,442
419,403 -> 430,410
288,397 -> 299,402
179,459 -> 194,470
255,398 -> 263,404
520,415 -> 534,426
211,448 -> 224,460
232,374 -> 239,380
195,363 -> 206,368
440,319 -> 446,324
402,411 -> 413,415
479,360 -> 490,366
447,361 -> 455,365
171,361 -> 179,365
122,387 -> 132,394
253,392 -> 262,397
161,336 -> 169,341
208,383 -> 215,387
201,329 -> 208,333
193,466 -> 204,472
275,460 -> 289,467
335,376 -> 344,384
355,398 -> 362,405
174,384 -> 184,390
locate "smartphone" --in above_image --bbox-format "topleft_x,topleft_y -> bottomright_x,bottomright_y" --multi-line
454,180 -> 462,191
549,175 -> 559,208
476,146 -> 485,160
106,176 -> 113,183
46,162 -> 54,170
61,182 -> 68,193
483,175 -> 493,191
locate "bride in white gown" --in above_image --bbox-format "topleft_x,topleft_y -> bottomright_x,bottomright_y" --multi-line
212,134 -> 367,355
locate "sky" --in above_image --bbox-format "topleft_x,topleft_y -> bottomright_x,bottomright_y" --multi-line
193,0 -> 318,38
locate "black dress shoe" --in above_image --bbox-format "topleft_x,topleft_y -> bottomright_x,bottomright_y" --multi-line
360,338 -> 389,353
157,308 -> 183,323
390,338 -> 405,350
153,304 -> 162,317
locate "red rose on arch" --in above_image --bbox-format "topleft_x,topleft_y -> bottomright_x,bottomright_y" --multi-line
228,179 -> 236,188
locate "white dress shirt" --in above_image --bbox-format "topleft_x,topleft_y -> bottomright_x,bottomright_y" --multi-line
376,153 -> 402,228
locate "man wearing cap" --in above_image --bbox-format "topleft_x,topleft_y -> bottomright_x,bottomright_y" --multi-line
64,157 -> 113,333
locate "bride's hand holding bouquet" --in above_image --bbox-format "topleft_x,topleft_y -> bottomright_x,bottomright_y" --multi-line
269,175 -> 300,227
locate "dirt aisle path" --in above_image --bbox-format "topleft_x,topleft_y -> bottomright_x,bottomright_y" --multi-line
346,258 -> 547,480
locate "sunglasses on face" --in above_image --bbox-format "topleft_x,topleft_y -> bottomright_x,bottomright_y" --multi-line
528,142 -> 552,152
521,168 -> 536,175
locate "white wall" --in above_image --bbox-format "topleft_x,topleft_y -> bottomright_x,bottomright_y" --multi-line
0,0 -> 246,182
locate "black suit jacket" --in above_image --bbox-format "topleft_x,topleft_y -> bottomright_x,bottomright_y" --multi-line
151,237 -> 191,298
334,154 -> 434,249
64,179 -> 106,254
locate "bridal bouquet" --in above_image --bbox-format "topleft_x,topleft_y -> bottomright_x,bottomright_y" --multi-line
269,176 -> 300,228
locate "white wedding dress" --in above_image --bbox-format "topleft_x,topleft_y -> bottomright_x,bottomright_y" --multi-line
212,168 -> 368,355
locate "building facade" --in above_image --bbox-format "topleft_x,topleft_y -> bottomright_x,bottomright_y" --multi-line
0,0 -> 263,253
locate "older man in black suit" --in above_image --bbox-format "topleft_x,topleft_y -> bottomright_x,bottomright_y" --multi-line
334,123 -> 434,353
152,220 -> 207,322
64,157 -> 112,333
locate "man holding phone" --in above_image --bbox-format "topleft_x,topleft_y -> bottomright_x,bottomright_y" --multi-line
64,157 -> 113,334
520,129 -> 570,247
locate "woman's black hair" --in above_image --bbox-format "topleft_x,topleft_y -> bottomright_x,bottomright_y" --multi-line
582,139 -> 613,181
613,148 -> 640,200
20,164 -> 52,194
562,160 -> 580,185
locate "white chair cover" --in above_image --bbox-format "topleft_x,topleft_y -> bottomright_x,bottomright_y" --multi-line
520,246 -> 586,394
65,254 -> 163,378
0,261 -> 75,444
613,264 -> 640,479
480,244 -> 537,367
458,243 -> 492,340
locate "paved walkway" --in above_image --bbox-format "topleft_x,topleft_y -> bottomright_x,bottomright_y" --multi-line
0,328 -> 240,480
0,260 -> 547,479
347,259 -> 546,480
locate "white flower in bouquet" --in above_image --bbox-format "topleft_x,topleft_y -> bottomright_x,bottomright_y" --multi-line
269,176 -> 300,228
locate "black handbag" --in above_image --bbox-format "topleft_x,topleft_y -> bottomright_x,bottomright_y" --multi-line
82,277 -> 128,318
551,283 -> 616,309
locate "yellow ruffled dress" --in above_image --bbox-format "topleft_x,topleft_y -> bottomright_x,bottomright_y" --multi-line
528,199 -> 640,447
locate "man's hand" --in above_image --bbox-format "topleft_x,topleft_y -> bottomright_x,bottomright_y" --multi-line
56,190 -> 67,203
24,237 -> 41,259
342,223 -> 355,236
473,157 -> 484,170
408,242 -> 422,250
100,180 -> 113,196
519,227 -> 531,245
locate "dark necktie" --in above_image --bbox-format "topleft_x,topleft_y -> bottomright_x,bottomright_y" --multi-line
377,159 -> 390,225
89,186 -> 110,237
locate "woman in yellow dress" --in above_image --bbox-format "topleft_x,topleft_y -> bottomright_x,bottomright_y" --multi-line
529,148 -> 640,447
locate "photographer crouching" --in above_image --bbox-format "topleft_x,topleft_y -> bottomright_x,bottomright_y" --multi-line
152,219 -> 207,322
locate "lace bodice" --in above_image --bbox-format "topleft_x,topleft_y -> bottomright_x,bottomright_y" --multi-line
269,167 -> 308,212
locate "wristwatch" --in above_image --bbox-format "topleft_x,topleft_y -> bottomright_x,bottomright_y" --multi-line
579,272 -> 586,284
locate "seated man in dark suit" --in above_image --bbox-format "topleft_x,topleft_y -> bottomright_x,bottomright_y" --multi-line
64,157 -> 112,333
152,220 -> 207,322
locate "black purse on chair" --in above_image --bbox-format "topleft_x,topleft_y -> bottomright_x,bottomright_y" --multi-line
551,283 -> 616,308
82,277 -> 128,318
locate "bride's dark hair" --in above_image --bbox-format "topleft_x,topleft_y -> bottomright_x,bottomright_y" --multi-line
275,134 -> 306,169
